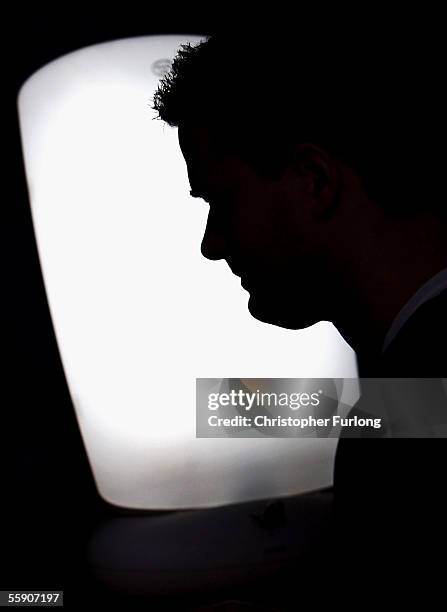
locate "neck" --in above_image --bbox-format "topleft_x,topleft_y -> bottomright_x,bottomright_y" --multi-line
330,212 -> 447,369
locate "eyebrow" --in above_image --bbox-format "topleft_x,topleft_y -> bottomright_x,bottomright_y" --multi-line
189,186 -> 215,201
189,189 -> 205,199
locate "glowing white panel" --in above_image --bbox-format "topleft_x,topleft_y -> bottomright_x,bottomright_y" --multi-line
17,35 -> 359,510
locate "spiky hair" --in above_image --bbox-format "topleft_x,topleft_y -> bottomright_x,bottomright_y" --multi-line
152,38 -> 212,127
150,29 -> 445,217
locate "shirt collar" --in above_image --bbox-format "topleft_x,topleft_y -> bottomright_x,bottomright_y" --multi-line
382,267 -> 447,353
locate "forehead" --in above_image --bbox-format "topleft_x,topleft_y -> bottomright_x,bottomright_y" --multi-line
178,123 -> 235,191
178,123 -> 209,160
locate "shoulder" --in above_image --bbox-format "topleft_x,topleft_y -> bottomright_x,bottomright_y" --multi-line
380,288 -> 447,376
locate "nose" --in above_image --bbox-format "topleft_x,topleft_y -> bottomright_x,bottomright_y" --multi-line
200,210 -> 228,261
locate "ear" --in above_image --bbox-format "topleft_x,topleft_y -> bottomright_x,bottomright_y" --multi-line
287,143 -> 340,217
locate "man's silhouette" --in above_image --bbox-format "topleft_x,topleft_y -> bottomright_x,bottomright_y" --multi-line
152,28 -> 447,580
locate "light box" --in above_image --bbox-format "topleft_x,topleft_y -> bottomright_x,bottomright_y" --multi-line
17,35 -> 359,510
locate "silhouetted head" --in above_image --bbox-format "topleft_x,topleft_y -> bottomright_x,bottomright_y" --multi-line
152,29 -> 444,331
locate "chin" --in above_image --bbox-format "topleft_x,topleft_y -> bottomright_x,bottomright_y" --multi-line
247,294 -> 317,330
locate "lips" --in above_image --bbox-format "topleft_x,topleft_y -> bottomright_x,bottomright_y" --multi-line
241,275 -> 252,289
227,260 -> 256,288
227,260 -> 243,277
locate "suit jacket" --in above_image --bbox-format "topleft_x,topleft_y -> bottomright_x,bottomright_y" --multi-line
333,288 -> 447,577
